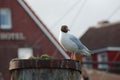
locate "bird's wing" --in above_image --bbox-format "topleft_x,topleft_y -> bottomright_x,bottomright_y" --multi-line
69,34 -> 89,50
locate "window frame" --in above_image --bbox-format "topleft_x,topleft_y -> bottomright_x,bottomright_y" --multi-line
83,56 -> 93,68
97,53 -> 108,69
0,8 -> 12,30
18,48 -> 33,59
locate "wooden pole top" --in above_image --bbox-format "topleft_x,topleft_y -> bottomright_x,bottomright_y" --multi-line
9,59 -> 81,72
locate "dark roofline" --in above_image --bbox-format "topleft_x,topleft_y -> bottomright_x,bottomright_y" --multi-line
93,47 -> 120,53
80,21 -> 120,51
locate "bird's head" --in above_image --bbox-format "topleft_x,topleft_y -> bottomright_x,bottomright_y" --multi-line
61,25 -> 70,33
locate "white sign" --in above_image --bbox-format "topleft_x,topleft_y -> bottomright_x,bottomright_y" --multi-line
0,32 -> 25,40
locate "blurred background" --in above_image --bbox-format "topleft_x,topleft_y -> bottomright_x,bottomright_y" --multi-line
25,0 -> 120,39
0,0 -> 120,80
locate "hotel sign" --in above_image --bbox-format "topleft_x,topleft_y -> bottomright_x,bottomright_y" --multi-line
0,32 -> 25,40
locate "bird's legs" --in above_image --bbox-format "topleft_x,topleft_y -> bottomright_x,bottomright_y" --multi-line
70,52 -> 76,60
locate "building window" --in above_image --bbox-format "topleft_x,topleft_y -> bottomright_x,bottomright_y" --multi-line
0,8 -> 12,29
18,48 -> 33,59
97,53 -> 108,69
83,56 -> 92,68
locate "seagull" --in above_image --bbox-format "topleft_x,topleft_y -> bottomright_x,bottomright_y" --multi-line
59,25 -> 92,59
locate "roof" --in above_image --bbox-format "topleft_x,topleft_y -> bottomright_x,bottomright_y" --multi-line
18,0 -> 70,59
80,21 -> 120,51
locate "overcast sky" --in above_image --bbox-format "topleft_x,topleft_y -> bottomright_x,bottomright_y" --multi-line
25,0 -> 120,39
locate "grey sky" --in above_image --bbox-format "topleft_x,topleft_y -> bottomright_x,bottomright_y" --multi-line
25,0 -> 120,39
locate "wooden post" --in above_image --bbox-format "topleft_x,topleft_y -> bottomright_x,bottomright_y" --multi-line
9,59 -> 81,80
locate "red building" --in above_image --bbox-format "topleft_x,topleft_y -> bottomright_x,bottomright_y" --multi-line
0,0 -> 69,80
80,21 -> 120,73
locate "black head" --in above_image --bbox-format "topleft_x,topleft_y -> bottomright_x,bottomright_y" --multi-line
61,25 -> 70,33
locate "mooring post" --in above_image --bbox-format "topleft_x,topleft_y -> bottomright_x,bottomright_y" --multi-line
9,59 -> 81,80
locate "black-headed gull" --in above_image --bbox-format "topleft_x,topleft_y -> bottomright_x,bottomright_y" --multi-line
59,25 -> 92,59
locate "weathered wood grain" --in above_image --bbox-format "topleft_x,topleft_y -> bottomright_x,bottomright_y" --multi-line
9,59 -> 81,80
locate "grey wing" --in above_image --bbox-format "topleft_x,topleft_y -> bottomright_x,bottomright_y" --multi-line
69,35 -> 89,50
